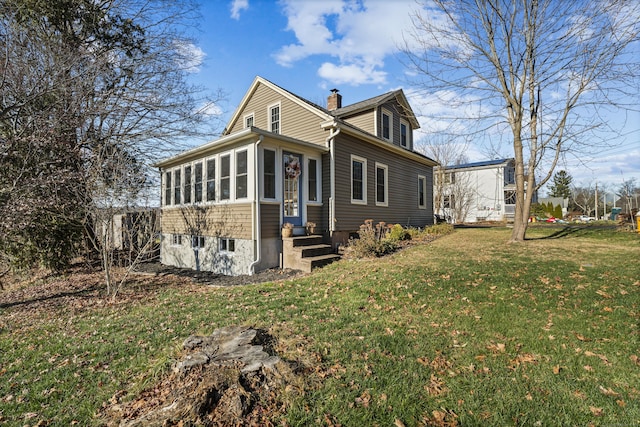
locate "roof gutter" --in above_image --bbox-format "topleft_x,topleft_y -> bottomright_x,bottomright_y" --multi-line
320,120 -> 438,167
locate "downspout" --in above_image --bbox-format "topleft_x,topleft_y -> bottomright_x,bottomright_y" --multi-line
325,125 -> 341,236
249,135 -> 264,274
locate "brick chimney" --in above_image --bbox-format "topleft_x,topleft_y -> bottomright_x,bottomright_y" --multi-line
327,88 -> 342,111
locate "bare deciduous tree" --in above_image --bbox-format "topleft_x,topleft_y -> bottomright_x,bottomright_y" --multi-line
0,0 -> 224,295
402,0 -> 640,241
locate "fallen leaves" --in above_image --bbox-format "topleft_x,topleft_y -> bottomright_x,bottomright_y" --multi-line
425,374 -> 447,396
598,385 -> 620,397
509,353 -> 538,370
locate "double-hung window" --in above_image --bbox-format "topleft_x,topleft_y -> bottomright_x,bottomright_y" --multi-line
194,162 -> 203,203
351,155 -> 367,204
173,169 -> 181,205
164,171 -> 172,206
220,154 -> 231,200
375,163 -> 388,206
269,104 -> 280,134
236,150 -> 248,199
206,158 -> 216,202
400,120 -> 409,147
418,175 -> 427,209
263,149 -> 276,199
381,109 -> 391,141
183,165 -> 192,204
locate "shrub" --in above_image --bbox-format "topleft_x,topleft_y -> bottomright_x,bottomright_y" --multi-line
345,220 -> 397,258
388,224 -> 411,241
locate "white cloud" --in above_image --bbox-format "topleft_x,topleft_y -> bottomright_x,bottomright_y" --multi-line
173,40 -> 206,73
274,0 -> 422,86
230,0 -> 249,20
317,62 -> 386,86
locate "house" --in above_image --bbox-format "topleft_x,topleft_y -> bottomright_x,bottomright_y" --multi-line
155,76 -> 437,275
434,158 -> 516,223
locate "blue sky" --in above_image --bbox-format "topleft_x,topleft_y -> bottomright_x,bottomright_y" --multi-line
183,0 -> 639,194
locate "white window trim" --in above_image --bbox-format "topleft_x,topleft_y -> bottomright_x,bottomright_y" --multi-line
400,119 -> 409,148
205,155 -> 217,204
307,156 -> 321,205
418,175 -> 427,209
375,162 -> 388,207
268,101 -> 281,134
244,112 -> 254,128
351,155 -> 367,205
219,237 -> 236,254
381,108 -> 393,142
171,234 -> 183,246
219,152 -> 232,201
173,167 -> 182,206
183,164 -> 193,205
261,147 -> 278,201
163,170 -> 172,206
235,149 -> 248,200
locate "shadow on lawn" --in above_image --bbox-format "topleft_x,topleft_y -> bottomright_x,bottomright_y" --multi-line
526,224 -> 618,240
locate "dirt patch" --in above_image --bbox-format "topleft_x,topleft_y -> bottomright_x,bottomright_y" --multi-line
132,262 -> 303,287
100,326 -> 313,427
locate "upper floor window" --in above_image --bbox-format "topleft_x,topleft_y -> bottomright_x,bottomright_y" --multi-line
206,158 -> 216,202
220,154 -> 231,200
418,175 -> 427,209
445,172 -> 456,184
351,155 -> 367,204
263,149 -> 276,199
505,166 -> 515,185
269,104 -> 280,134
236,150 -> 248,199
381,109 -> 391,141
400,120 -> 409,147
244,113 -> 254,128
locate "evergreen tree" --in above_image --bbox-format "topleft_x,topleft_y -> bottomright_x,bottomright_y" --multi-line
549,170 -> 572,199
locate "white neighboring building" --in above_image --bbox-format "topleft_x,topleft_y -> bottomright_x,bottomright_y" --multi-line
435,158 -> 516,223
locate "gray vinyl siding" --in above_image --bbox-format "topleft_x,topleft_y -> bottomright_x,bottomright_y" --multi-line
260,203 -> 281,239
306,204 -> 324,233
227,83 -> 327,145
161,204 -> 253,240
342,110 -> 375,134
333,133 -> 433,231
377,102 -> 413,150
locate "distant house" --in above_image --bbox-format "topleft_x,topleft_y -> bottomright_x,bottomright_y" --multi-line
434,158 -> 516,223
155,76 -> 437,275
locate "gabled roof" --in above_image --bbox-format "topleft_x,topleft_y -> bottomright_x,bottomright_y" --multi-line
331,90 -> 420,129
444,158 -> 514,170
223,76 -> 332,135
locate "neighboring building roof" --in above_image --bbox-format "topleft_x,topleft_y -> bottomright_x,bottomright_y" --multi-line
443,158 -> 514,170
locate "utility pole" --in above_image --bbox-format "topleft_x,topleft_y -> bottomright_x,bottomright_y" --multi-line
603,193 -> 607,218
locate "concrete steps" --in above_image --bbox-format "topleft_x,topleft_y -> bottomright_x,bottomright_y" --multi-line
282,235 -> 340,273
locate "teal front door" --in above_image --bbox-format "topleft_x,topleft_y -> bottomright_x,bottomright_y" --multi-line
283,152 -> 302,226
